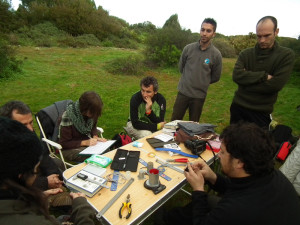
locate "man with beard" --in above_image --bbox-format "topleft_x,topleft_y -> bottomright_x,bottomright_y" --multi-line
159,123 -> 300,225
125,76 -> 166,140
171,18 -> 222,122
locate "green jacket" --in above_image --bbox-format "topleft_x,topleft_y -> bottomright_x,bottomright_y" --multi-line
232,41 -> 295,113
0,195 -> 95,225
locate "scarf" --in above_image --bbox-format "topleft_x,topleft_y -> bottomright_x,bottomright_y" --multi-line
64,101 -> 94,136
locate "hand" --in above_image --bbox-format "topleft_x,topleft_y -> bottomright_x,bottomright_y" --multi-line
95,137 -> 107,142
144,96 -> 153,113
70,192 -> 86,199
184,163 -> 205,191
159,121 -> 166,128
190,159 -> 217,185
81,138 -> 97,146
47,174 -> 63,189
267,75 -> 273,80
43,188 -> 63,197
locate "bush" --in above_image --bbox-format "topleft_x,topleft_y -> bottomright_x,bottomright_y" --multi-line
148,44 -> 181,67
145,27 -> 195,67
106,54 -> 145,75
293,56 -> 300,73
0,39 -> 22,79
15,22 -> 66,47
213,38 -> 236,58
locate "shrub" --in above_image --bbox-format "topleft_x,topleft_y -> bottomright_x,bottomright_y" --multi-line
213,38 -> 236,58
0,39 -> 22,79
229,33 -> 257,54
145,27 -> 195,67
106,54 -> 145,75
149,44 -> 181,67
293,56 -> 300,73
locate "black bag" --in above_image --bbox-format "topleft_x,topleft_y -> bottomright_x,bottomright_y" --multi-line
271,124 -> 298,159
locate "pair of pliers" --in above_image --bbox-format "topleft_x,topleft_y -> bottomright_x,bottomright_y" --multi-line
119,194 -> 132,219
166,158 -> 189,163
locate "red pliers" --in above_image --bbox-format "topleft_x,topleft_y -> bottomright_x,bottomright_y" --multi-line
166,158 -> 189,163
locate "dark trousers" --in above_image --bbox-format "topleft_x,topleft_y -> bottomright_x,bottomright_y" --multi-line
171,92 -> 205,122
230,102 -> 271,129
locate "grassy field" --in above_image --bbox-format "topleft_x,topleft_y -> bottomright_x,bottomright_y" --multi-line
0,46 -> 299,224
1,46 -> 299,138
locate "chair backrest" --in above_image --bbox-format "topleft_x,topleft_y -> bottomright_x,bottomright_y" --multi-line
36,99 -> 73,142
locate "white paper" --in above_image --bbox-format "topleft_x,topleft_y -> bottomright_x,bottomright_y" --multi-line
79,140 -> 116,155
154,133 -> 174,142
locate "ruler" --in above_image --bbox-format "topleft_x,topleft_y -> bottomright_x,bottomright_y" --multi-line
96,177 -> 134,220
110,170 -> 119,191
139,158 -> 172,181
156,159 -> 184,174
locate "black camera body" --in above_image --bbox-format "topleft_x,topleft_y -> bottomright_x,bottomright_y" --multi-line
184,139 -> 207,155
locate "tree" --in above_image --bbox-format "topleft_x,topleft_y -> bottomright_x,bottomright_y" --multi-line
0,0 -> 14,33
163,14 -> 181,30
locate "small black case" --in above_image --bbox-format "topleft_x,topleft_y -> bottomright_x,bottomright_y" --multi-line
110,149 -> 140,172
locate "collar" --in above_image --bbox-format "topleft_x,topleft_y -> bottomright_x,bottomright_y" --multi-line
227,170 -> 274,189
255,41 -> 278,55
197,40 -> 212,51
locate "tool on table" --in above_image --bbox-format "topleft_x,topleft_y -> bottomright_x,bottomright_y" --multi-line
96,178 -> 134,220
155,148 -> 198,158
119,194 -> 132,219
77,173 -> 109,189
156,159 -> 184,174
144,168 -> 166,195
166,158 -> 189,163
110,170 -> 120,191
139,158 -> 171,181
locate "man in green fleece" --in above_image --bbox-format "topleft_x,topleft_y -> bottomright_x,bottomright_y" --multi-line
171,18 -> 222,122
230,16 -> 295,128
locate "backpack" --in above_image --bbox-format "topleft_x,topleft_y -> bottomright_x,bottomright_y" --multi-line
271,124 -> 299,160
112,132 -> 133,149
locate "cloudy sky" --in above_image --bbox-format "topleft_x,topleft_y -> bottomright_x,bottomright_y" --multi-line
11,0 -> 300,38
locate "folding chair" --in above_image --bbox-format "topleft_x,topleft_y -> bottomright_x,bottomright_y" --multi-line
35,100 -> 105,169
35,100 -> 74,169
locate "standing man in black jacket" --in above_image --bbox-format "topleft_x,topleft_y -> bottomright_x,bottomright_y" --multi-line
0,100 -> 63,191
125,76 -> 166,140
159,122 -> 300,225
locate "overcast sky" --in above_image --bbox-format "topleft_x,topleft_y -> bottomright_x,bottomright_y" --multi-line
11,0 -> 300,38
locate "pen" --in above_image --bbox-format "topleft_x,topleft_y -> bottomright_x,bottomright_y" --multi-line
123,152 -> 130,170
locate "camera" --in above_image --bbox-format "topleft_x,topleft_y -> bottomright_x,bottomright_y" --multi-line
184,139 -> 207,155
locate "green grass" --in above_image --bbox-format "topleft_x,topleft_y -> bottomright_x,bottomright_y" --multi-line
1,47 -> 299,137
0,46 -> 299,224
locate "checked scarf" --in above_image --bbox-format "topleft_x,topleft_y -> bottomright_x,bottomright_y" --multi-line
60,101 -> 94,137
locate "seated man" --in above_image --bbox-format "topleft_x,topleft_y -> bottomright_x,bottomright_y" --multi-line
0,117 -> 96,224
125,76 -> 166,140
159,122 -> 300,225
280,138 -> 300,196
0,100 -> 63,191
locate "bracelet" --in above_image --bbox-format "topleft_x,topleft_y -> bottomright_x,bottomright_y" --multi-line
146,110 -> 151,115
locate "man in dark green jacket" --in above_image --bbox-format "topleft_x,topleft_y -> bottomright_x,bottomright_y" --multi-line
230,16 -> 295,128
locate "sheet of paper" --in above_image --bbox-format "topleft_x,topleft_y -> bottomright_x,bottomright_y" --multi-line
154,133 -> 174,142
79,140 -> 116,155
